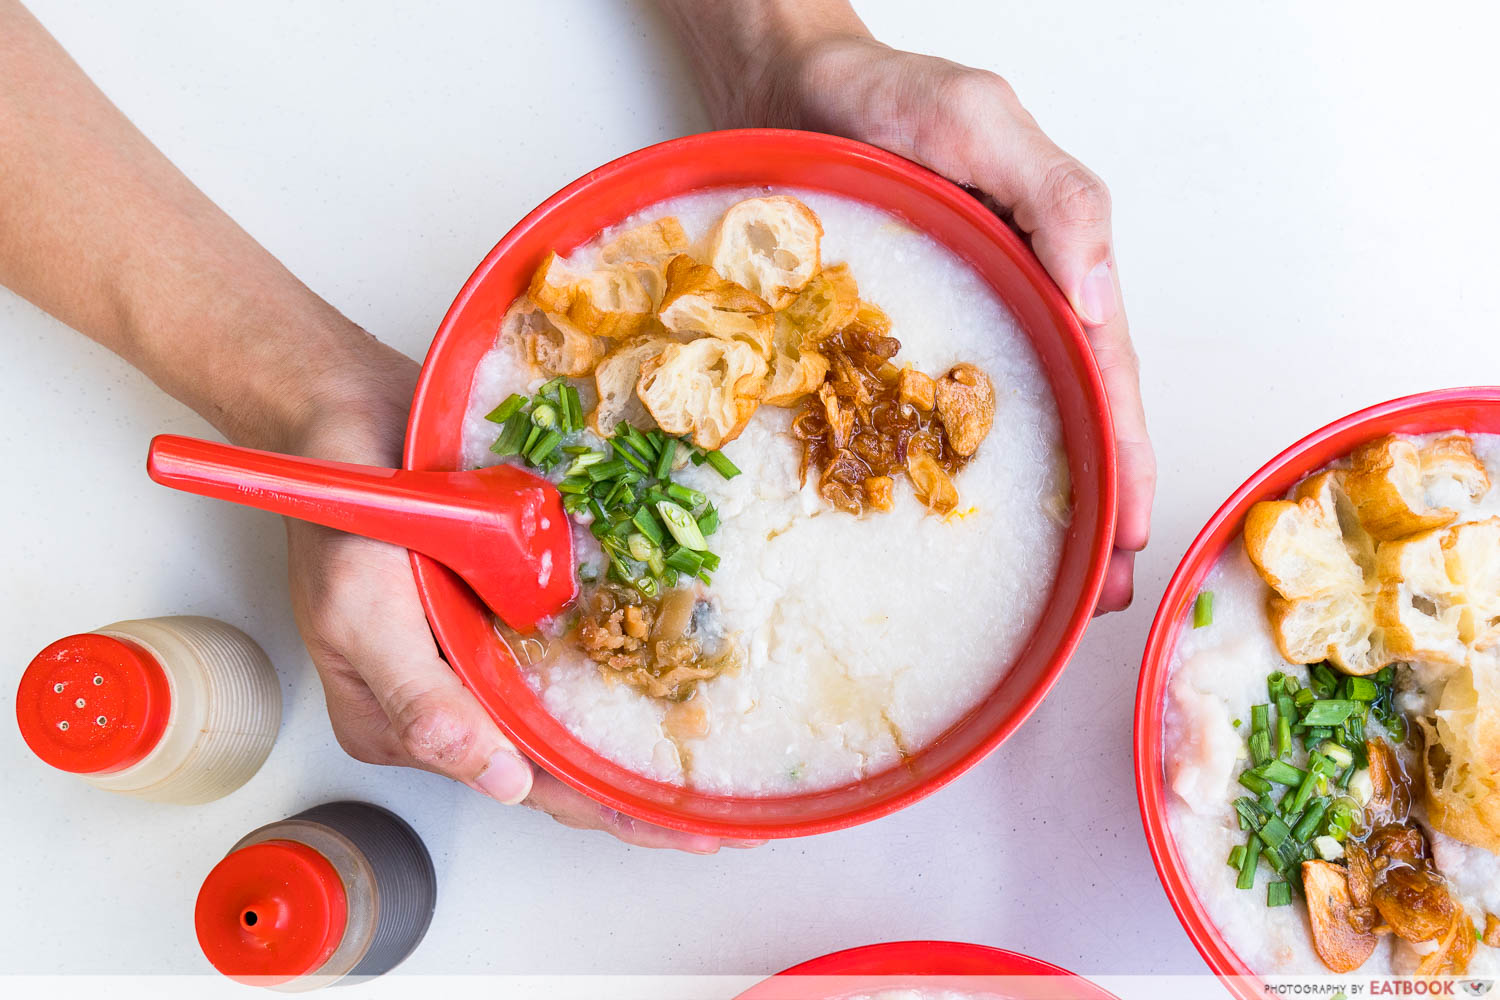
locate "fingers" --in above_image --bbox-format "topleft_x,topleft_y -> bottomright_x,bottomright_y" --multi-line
961,103 -> 1156,611
523,772 -> 729,854
1085,267 -> 1156,556
288,523 -> 534,804
1095,549 -> 1136,614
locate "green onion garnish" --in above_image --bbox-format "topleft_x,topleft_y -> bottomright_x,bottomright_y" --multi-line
563,386 -> 583,431
1193,591 -> 1214,628
489,411 -> 530,456
666,482 -> 706,508
1301,700 -> 1358,727
527,429 -> 562,464
698,504 -> 720,536
657,501 -> 707,551
1236,834 -> 1261,890
1267,882 -> 1292,907
485,393 -> 527,424
664,547 -> 704,575
654,438 -> 676,479
631,507 -> 664,546
704,449 -> 740,479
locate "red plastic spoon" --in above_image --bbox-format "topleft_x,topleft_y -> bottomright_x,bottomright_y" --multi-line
146,434 -> 577,631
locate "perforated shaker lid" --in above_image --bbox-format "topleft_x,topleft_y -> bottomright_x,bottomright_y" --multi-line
15,633 -> 171,774
194,839 -> 349,985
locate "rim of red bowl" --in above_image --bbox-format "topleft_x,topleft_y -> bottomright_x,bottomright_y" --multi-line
1133,385 -> 1500,994
405,128 -> 1117,839
734,940 -> 1120,999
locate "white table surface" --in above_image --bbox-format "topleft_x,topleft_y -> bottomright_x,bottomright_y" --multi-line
4,0 -> 1499,992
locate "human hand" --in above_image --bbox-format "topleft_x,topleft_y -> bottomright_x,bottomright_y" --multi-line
280,347 -> 741,852
738,34 -> 1155,611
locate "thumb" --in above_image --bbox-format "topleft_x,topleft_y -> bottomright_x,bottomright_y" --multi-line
297,532 -> 535,805
363,647 -> 536,805
976,129 -> 1118,327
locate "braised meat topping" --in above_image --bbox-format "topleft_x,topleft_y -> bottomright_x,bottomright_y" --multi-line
576,584 -> 738,702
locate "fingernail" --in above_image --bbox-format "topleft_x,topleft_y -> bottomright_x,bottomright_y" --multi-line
1077,259 -> 1117,326
726,839 -> 769,848
475,749 -> 532,805
684,836 -> 720,855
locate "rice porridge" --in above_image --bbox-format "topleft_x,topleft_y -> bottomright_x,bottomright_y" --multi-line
1164,431 -> 1500,975
460,187 -> 1068,795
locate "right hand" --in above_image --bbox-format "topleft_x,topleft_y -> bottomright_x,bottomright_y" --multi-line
280,348 -> 750,853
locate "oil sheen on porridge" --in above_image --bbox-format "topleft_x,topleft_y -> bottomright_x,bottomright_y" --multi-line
1163,432 -> 1500,975
461,188 -> 1067,795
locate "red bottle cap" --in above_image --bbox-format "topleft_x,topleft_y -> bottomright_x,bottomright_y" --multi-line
195,839 -> 349,986
15,633 -> 172,774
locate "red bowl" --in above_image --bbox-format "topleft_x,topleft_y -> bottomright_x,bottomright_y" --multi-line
405,128 -> 1117,838
734,940 -> 1119,999
1133,386 -> 1500,993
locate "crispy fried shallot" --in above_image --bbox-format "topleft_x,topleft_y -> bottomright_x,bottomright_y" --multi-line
792,327 -> 987,516
1303,859 -> 1379,973
1301,735 -> 1483,975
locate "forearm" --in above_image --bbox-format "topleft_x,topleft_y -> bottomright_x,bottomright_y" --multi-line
656,0 -> 871,127
0,1 -> 407,455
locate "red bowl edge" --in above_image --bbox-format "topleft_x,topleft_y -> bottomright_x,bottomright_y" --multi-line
736,940 -> 1121,999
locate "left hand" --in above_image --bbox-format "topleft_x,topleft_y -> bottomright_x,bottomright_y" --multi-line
735,34 -> 1155,611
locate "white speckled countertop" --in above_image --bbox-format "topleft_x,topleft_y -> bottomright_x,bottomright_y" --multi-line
4,1 -> 1498,996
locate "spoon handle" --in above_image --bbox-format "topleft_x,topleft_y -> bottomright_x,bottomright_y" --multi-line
146,434 -> 469,555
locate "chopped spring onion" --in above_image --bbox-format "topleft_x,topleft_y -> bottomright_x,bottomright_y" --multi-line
1236,834 -> 1261,890
626,533 -> 657,563
567,452 -> 604,477
1251,703 -> 1269,735
1318,741 -> 1354,770
653,437 -> 676,480
704,449 -> 741,479
489,411 -> 530,456
1384,714 -> 1408,743
631,507 -> 664,546
1291,798 -> 1330,842
485,393 -> 527,424
1193,591 -> 1214,628
1312,836 -> 1345,861
530,402 -> 558,430
666,482 -> 706,508
1301,699 -> 1358,727
664,547 -> 704,575
1267,881 -> 1293,907
527,429 -> 562,464
1238,770 -> 1272,795
1254,759 -> 1306,787
1227,844 -> 1247,870
1249,730 -> 1273,767
657,500 -> 707,551
563,386 -> 583,431
483,381 -> 736,595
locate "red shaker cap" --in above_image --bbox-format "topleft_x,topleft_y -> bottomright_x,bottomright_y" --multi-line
15,633 -> 172,774
195,839 -> 349,986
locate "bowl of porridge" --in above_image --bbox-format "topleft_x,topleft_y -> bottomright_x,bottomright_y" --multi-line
405,129 -> 1116,837
734,941 -> 1119,999
1135,387 -> 1500,991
